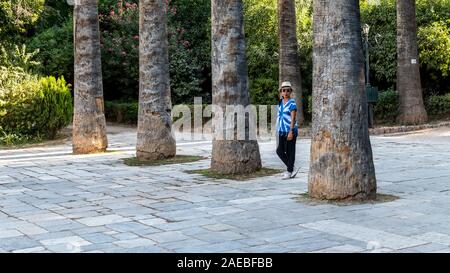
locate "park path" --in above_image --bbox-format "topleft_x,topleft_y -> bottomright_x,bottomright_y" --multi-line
0,125 -> 449,253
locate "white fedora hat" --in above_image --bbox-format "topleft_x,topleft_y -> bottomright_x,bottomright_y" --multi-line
280,81 -> 292,90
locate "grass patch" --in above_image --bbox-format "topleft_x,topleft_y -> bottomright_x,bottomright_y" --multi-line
186,167 -> 284,181
295,192 -> 399,206
0,133 -> 70,149
123,155 -> 206,166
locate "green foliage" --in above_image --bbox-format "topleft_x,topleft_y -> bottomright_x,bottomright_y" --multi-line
104,100 -> 139,124
360,0 -> 397,90
418,20 -> 450,77
33,0 -> 72,33
168,0 -> 210,104
27,18 -> 74,81
296,0 -> 313,95
249,78 -> 279,106
0,129 -> 42,146
425,93 -> 450,116
244,0 -> 313,105
39,76 -> 73,138
374,88 -> 399,123
0,0 -> 45,43
0,67 -> 72,139
98,0 -> 209,103
0,44 -> 40,72
99,1 -> 140,100
244,0 -> 278,77
360,0 -> 450,94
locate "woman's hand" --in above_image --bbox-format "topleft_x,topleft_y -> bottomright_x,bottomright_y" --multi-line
287,131 -> 294,141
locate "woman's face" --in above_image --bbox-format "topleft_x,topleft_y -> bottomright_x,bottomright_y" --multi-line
280,88 -> 292,99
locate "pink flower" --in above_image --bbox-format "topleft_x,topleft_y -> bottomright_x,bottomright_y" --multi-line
109,10 -> 115,16
125,2 -> 131,8
133,35 -> 139,40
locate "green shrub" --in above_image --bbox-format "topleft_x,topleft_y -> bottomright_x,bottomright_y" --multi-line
249,77 -> 279,105
98,0 -> 208,102
27,18 -> 74,81
0,44 -> 40,72
39,76 -> 73,138
0,67 -> 72,139
0,0 -> 45,44
104,100 -> 139,124
425,93 -> 450,116
374,89 -> 399,124
0,129 -> 42,146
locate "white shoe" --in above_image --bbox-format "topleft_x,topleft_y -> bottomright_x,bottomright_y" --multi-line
290,166 -> 301,178
282,172 -> 292,180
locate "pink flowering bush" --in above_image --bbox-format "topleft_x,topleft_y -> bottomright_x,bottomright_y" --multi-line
99,0 -> 206,103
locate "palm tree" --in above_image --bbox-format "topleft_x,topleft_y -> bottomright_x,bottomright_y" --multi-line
211,0 -> 262,174
397,0 -> 427,124
136,0 -> 176,160
72,0 -> 108,154
278,0 -> 304,124
308,0 -> 376,200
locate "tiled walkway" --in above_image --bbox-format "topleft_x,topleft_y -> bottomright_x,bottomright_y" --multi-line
0,126 -> 449,253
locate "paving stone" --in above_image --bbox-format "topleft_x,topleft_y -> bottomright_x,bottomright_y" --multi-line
113,238 -> 156,248
0,126 -> 449,253
0,236 -> 41,252
300,220 -> 428,250
0,229 -> 23,239
144,231 -> 191,243
76,215 -> 130,227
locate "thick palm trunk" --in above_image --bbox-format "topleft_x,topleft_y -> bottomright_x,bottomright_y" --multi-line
396,0 -> 427,124
278,0 -> 304,125
308,0 -> 376,200
72,0 -> 108,154
136,0 -> 176,160
211,0 -> 261,174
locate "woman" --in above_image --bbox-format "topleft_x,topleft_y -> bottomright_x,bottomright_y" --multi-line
276,81 -> 300,180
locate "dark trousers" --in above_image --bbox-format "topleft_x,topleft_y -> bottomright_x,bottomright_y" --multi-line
276,134 -> 296,173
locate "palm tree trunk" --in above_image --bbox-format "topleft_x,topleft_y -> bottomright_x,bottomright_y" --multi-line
211,0 -> 262,174
136,0 -> 176,160
308,0 -> 376,200
72,0 -> 108,154
397,0 -> 427,124
278,0 -> 304,125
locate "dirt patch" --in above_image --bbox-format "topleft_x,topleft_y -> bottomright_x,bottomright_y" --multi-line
123,155 -> 206,166
186,167 -> 283,181
295,192 -> 399,206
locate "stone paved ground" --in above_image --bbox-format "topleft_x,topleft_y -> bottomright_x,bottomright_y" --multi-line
0,126 -> 449,253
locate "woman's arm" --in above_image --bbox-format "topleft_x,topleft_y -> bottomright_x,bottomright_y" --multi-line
287,110 -> 297,140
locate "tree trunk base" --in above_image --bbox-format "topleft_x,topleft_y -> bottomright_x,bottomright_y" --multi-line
308,133 -> 377,201
136,139 -> 176,161
72,135 -> 108,154
211,140 -> 262,175
308,186 -> 377,202
72,128 -> 108,154
73,146 -> 107,155
397,111 -> 428,125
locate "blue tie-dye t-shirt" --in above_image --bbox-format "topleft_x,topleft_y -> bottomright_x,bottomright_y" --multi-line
277,98 -> 298,136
